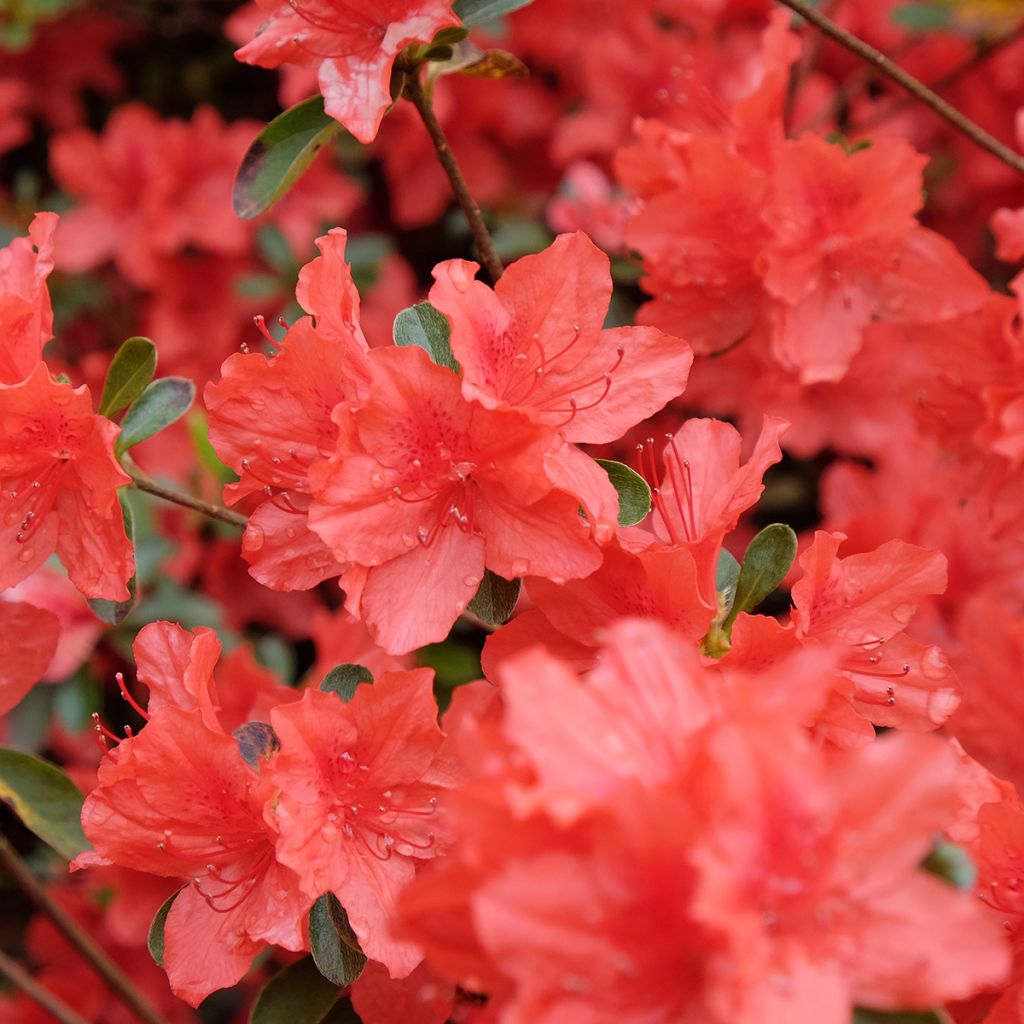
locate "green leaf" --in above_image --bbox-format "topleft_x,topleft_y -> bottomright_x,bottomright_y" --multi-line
722,523 -> 798,634
453,0 -> 536,26
0,748 -> 89,860
309,893 -> 367,987
921,839 -> 976,891
147,889 -> 181,967
595,459 -> 651,527
890,4 -> 952,32
853,1010 -> 948,1024
88,494 -> 137,625
99,337 -> 157,417
715,547 -> 741,617
250,955 -> 341,1024
232,722 -> 282,771
234,96 -> 342,220
321,665 -> 374,703
116,377 -> 196,456
393,301 -> 460,372
467,570 -> 520,626
54,670 -> 103,730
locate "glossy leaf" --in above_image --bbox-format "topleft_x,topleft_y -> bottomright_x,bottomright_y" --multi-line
922,840 -> 976,891
116,377 -> 196,456
88,494 -> 137,624
250,955 -> 341,1024
596,459 -> 652,527
453,0 -> 536,26
393,301 -> 460,372
234,96 -> 342,220
715,547 -> 741,617
99,336 -> 157,417
722,523 -> 797,633
321,664 -> 374,703
0,748 -> 89,860
147,889 -> 181,967
309,893 -> 367,987
468,570 -> 520,626
233,722 -> 282,770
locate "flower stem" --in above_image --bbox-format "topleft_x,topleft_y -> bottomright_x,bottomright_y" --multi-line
0,948 -> 91,1024
127,466 -> 247,528
0,833 -> 171,1024
777,0 -> 1024,177
402,71 -> 505,282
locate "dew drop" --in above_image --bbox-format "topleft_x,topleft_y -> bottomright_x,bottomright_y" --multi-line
401,533 -> 416,548
370,472 -> 385,488
454,600 -> 466,614
320,823 -> 337,842
463,574 -> 481,588
18,547 -> 34,563
511,559 -> 530,576
246,524 -> 265,551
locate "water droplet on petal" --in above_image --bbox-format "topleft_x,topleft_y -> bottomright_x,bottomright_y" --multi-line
320,823 -> 337,842
463,574 -> 481,588
511,559 -> 530,576
246,524 -> 265,551
401,533 -> 415,548
18,547 -> 34,563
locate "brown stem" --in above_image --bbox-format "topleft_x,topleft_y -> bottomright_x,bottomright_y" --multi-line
128,468 -> 247,529
776,0 -> 1024,177
0,949 -> 91,1024
856,22 -> 1024,131
0,834 -> 171,1024
402,72 -> 505,282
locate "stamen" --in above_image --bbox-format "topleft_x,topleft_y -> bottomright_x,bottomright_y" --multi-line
252,315 -> 280,351
115,672 -> 150,722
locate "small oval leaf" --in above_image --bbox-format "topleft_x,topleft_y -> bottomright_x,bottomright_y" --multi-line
116,377 -> 195,456
723,523 -> 798,634
467,570 -> 520,626
320,665 -> 374,703
88,494 -> 137,625
234,96 -> 342,220
250,955 -> 341,1024
595,459 -> 652,527
715,547 -> 741,615
453,0 -> 536,26
309,893 -> 367,987
233,722 -> 282,771
147,888 -> 182,967
921,839 -> 976,891
0,748 -> 89,860
393,302 -> 460,372
99,337 -> 157,418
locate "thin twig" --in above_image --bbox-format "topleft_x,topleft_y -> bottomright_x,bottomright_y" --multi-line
777,0 -> 1024,177
402,71 -> 505,282
0,834 -> 171,1024
128,468 -> 247,528
857,21 -> 1024,131
0,949 -> 91,1024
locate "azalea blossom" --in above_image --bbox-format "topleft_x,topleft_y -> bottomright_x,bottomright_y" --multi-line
429,231 -> 694,444
0,600 -> 60,715
77,623 -> 308,1005
0,212 -> 57,386
205,228 -> 371,590
398,620 -> 1010,1022
0,363 -> 133,600
234,0 -> 460,143
308,344 -> 612,653
268,670 -> 451,976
